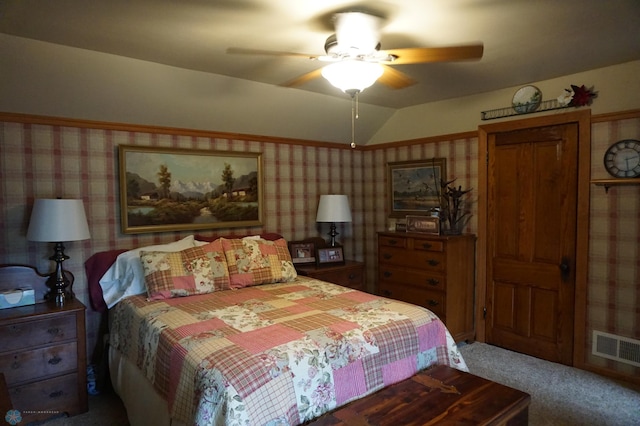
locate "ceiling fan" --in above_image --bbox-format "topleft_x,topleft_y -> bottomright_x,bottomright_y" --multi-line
227,11 -> 484,95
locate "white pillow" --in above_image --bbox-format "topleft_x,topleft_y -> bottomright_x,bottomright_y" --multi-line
99,235 -> 197,308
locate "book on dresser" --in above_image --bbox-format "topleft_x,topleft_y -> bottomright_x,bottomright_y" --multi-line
377,231 -> 476,343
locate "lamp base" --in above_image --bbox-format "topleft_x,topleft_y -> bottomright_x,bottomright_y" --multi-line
45,242 -> 75,306
327,222 -> 340,247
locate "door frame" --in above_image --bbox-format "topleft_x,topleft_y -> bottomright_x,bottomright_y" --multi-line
476,109 -> 591,368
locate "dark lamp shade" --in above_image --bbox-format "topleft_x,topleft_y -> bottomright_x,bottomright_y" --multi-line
27,199 -> 91,242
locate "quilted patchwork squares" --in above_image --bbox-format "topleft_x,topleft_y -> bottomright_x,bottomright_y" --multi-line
221,238 -> 297,288
140,239 -> 230,300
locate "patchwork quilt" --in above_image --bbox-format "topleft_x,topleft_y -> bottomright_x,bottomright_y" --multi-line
109,276 -> 467,426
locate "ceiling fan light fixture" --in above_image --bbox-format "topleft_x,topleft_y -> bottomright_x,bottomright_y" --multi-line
321,60 -> 384,94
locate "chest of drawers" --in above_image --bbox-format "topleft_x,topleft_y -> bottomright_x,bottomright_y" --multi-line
377,232 -> 476,342
296,260 -> 365,291
0,299 -> 88,423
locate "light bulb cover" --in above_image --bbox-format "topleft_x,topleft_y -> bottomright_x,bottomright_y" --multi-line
321,61 -> 384,93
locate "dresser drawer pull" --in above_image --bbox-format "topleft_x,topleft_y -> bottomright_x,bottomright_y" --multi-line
49,390 -> 64,399
47,327 -> 62,336
427,278 -> 440,286
383,271 -> 392,278
381,290 -> 392,297
48,355 -> 63,365
427,299 -> 439,307
422,242 -> 433,249
383,253 -> 393,260
388,239 -> 398,245
348,273 -> 356,280
427,259 -> 440,266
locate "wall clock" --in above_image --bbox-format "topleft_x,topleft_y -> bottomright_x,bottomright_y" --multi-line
603,139 -> 640,178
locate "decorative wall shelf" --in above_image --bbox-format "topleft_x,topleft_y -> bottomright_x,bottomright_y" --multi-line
481,99 -> 568,121
591,178 -> 640,193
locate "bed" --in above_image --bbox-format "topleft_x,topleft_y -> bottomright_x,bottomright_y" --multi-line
85,233 -> 467,426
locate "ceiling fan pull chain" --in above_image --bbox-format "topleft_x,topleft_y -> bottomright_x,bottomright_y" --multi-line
351,93 -> 356,148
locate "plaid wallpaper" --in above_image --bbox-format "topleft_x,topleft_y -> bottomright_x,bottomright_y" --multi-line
0,114 -> 637,378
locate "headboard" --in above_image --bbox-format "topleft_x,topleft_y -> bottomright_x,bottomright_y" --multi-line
84,233 -> 284,313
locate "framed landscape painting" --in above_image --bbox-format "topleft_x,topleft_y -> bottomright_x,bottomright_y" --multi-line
387,158 -> 446,218
119,145 -> 263,234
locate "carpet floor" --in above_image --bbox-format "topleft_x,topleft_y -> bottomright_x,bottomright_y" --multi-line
459,342 -> 640,425
33,342 -> 639,425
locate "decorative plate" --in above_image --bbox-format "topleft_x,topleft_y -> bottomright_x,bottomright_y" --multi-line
512,85 -> 542,114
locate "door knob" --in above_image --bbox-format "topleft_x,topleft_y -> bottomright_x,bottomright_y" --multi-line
560,257 -> 570,281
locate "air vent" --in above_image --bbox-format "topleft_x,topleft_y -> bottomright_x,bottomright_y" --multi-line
592,331 -> 640,367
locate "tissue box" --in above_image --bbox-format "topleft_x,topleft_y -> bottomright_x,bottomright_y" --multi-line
0,288 -> 36,309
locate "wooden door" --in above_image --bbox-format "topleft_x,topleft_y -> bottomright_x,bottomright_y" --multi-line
486,123 -> 578,365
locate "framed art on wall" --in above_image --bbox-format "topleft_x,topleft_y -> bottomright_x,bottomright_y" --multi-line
387,158 -> 446,218
119,145 -> 263,234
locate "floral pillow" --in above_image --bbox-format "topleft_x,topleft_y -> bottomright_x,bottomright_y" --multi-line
140,239 -> 230,300
221,237 -> 297,289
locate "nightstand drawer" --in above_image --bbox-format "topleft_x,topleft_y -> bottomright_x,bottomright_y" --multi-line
316,268 -> 364,290
1,342 -> 78,386
10,372 -> 80,422
0,314 -> 76,352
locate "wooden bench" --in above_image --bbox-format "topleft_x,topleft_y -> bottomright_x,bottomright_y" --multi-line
308,365 -> 530,425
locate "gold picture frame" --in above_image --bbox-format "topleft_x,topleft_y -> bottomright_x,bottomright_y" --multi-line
387,158 -> 446,218
119,145 -> 263,234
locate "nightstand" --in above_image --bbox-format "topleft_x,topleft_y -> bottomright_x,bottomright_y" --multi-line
296,260 -> 366,291
0,267 -> 87,424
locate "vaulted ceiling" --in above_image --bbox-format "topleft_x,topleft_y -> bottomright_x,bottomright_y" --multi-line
2,0 -> 639,110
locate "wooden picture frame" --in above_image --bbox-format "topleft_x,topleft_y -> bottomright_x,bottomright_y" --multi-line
387,158 -> 446,218
289,241 -> 317,264
406,215 -> 440,235
316,247 -> 345,266
119,145 -> 263,234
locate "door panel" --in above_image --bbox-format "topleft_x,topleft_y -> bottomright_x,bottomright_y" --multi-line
487,124 -> 577,365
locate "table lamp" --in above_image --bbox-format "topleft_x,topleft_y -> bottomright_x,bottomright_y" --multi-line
316,195 -> 352,247
27,198 -> 91,306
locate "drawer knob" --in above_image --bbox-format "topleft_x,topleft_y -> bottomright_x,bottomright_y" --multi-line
48,355 -> 62,365
427,278 -> 440,286
383,271 -> 392,278
422,243 -> 433,249
382,290 -> 392,297
49,390 -> 64,399
47,327 -> 62,336
383,253 -> 393,260
348,273 -> 356,280
389,239 -> 398,245
427,299 -> 439,307
427,259 -> 440,266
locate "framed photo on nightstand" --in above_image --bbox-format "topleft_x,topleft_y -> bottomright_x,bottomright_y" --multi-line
289,241 -> 316,264
316,247 -> 345,266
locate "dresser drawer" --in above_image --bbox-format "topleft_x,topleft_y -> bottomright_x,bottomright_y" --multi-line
412,238 -> 444,252
1,342 -> 78,386
10,373 -> 80,422
378,266 -> 445,291
378,282 -> 445,318
0,315 -> 76,352
379,247 -> 445,271
378,235 -> 407,248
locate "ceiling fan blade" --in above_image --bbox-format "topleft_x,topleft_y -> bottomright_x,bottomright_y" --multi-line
226,47 -> 318,59
280,68 -> 324,88
378,65 -> 417,89
384,44 -> 484,65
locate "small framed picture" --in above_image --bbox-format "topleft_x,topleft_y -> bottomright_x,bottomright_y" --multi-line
406,215 -> 440,235
289,241 -> 316,264
316,247 -> 345,266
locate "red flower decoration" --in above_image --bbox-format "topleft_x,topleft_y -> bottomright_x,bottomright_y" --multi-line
568,84 -> 596,107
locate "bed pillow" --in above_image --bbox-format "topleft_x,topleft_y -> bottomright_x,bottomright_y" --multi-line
221,237 -> 297,289
98,235 -> 198,308
140,239 -> 230,300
